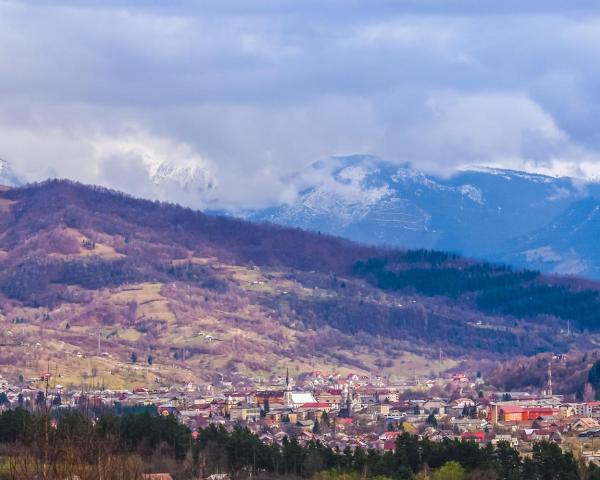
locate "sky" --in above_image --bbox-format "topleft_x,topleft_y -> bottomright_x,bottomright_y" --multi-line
1,0 -> 600,208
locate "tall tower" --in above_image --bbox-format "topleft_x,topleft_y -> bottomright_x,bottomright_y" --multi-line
547,360 -> 553,396
346,387 -> 353,414
284,367 -> 293,407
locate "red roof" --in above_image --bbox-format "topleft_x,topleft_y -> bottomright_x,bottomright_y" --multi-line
525,407 -> 559,413
325,389 -> 343,395
461,431 -> 485,441
336,417 -> 353,424
500,406 -> 525,414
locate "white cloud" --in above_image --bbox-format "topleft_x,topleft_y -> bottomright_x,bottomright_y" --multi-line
1,1 -> 600,208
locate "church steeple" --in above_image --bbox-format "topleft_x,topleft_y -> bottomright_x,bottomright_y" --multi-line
284,367 -> 293,407
346,386 -> 353,415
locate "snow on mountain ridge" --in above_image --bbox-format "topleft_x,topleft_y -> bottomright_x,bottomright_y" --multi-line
150,160 -> 216,192
0,158 -> 24,187
247,154 -> 598,276
458,185 -> 484,204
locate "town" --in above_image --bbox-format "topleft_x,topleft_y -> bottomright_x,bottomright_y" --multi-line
2,360 -> 600,468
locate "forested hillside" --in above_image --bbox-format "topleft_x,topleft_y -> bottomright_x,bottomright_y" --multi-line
0,180 -> 597,387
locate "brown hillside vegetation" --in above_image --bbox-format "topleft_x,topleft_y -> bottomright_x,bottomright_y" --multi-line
0,180 -> 597,388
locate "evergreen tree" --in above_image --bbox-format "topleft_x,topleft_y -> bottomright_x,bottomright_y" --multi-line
426,413 -> 438,427
35,391 -> 45,408
589,360 -> 600,392
313,419 -> 321,434
321,410 -> 330,428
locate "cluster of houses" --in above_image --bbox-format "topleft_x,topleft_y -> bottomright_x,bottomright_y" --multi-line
3,371 -> 600,462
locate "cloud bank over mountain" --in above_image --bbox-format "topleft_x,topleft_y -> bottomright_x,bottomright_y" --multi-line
1,1 -> 600,208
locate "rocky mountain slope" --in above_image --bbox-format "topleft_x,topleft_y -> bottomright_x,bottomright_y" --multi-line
246,155 -> 600,278
0,180 -> 599,389
501,198 -> 600,278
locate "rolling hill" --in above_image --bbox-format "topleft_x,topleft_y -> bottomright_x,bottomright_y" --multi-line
0,180 -> 598,389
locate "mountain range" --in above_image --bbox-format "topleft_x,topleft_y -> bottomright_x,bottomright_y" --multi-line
1,155 -> 600,280
245,155 -> 600,280
0,180 -> 599,389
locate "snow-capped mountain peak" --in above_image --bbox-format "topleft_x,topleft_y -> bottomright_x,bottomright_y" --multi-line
149,159 -> 217,195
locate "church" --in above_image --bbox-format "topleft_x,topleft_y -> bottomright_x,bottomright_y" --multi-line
283,368 -> 317,408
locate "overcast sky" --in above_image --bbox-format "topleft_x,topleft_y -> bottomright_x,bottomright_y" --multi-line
1,0 -> 600,208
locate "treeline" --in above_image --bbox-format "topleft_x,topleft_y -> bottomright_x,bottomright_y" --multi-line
193,425 -> 589,480
0,409 -> 592,479
353,252 -> 600,331
0,408 -> 192,480
477,284 -> 600,332
352,255 -> 539,298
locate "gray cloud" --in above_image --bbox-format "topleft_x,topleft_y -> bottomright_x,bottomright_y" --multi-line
1,1 -> 600,208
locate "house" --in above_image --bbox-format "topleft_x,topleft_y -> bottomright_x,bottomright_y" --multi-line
315,390 -> 342,408
572,417 -> 600,432
255,390 -> 285,407
367,403 -> 391,416
230,403 -> 260,422
450,417 -> 487,432
296,420 -> 315,433
563,403 -> 593,417
423,399 -> 447,416
447,398 -> 475,417
461,431 -> 486,443
492,434 -> 519,447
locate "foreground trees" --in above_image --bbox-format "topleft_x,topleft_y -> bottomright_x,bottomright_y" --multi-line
0,409 -> 590,480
